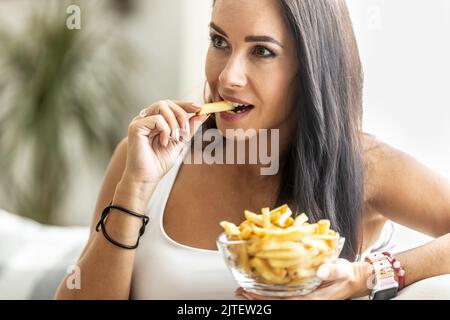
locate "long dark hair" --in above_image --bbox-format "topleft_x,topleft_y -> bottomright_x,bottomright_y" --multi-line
206,0 -> 365,261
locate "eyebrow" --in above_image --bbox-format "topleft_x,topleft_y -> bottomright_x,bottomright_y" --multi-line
209,22 -> 284,48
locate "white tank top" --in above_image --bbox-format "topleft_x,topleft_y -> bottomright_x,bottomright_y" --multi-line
130,144 -> 238,299
130,142 -> 395,299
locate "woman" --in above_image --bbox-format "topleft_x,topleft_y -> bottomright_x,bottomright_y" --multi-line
55,0 -> 450,300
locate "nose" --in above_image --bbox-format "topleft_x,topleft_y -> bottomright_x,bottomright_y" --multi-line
218,54 -> 248,89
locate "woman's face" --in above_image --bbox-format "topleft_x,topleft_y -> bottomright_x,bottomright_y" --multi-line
205,0 -> 299,134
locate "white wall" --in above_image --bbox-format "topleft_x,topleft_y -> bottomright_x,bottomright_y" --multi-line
347,0 -> 450,179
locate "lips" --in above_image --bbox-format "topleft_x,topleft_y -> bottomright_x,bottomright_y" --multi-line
215,93 -> 255,122
218,93 -> 255,114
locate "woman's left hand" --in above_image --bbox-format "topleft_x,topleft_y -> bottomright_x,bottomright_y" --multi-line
235,259 -> 373,300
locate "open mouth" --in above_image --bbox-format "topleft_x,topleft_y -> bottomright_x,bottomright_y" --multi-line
218,95 -> 255,114
228,103 -> 255,114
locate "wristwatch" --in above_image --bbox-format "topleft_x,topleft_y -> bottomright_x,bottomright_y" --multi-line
365,252 -> 399,300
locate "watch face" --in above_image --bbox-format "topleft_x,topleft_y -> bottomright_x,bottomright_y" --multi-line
372,287 -> 398,300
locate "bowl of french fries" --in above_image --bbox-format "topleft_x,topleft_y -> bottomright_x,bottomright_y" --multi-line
217,204 -> 345,297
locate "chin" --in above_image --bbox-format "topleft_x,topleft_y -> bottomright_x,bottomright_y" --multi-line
215,119 -> 259,142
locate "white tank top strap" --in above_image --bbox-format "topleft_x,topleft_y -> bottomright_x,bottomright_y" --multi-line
142,141 -> 191,217
355,220 -> 396,262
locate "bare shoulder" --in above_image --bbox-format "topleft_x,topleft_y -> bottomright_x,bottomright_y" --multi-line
361,133 -> 450,236
361,133 -> 408,204
362,133 -> 422,188
362,133 -> 397,159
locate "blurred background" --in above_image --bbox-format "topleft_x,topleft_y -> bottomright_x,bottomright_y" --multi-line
0,0 -> 449,227
0,0 -> 449,300
0,0 -> 211,226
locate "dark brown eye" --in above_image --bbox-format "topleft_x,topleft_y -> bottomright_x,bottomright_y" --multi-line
210,35 -> 228,49
253,46 -> 276,58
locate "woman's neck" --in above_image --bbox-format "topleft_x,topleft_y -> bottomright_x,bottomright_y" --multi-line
223,127 -> 291,182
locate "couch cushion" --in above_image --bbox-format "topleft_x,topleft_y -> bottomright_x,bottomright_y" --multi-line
0,209 -> 88,299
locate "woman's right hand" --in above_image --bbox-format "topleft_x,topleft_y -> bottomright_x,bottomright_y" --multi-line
121,100 -> 209,186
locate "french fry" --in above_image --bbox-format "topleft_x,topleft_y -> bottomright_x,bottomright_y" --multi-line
267,258 -> 302,268
270,204 -> 289,215
268,230 -> 305,242
244,210 -> 264,227
251,225 -> 299,237
311,253 -> 334,267
240,225 -> 253,240
246,241 -> 262,255
297,223 -> 318,234
302,237 -> 329,253
196,101 -> 235,115
276,206 -> 293,227
260,240 -> 305,252
287,266 -> 316,279
262,207 -> 271,229
250,258 -> 291,285
317,219 -> 331,235
271,266 -> 288,278
283,217 -> 293,227
235,245 -> 251,274
294,213 -> 309,227
220,221 -> 240,237
239,220 -> 252,229
256,249 -> 304,260
327,236 -> 339,249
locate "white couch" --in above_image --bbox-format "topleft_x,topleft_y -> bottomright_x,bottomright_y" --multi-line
0,209 -> 88,299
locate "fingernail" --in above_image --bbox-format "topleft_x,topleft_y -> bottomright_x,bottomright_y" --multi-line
184,121 -> 190,134
164,137 -> 169,147
178,129 -> 189,142
171,129 -> 179,141
317,266 -> 330,279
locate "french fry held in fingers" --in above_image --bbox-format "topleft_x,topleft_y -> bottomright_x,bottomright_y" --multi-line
196,101 -> 235,115
219,204 -> 341,286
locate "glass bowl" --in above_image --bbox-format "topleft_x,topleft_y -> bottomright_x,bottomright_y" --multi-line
217,233 -> 345,297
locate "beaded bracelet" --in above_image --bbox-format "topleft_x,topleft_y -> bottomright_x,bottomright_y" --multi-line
382,251 -> 406,290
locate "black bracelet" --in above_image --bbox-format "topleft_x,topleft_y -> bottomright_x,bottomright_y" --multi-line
95,201 -> 150,250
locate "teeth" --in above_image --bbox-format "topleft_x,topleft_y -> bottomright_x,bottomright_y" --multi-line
228,102 -> 250,108
221,99 -> 253,115
224,108 -> 250,114
225,109 -> 249,114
